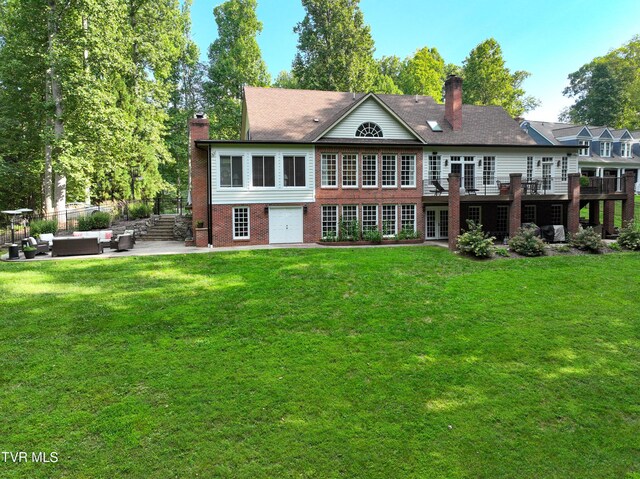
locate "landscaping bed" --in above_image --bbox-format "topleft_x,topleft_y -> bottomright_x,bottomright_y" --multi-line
317,238 -> 424,246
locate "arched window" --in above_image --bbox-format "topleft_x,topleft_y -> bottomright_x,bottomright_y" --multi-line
355,122 -> 383,138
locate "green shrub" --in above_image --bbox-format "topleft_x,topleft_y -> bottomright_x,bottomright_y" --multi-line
91,211 -> 111,229
555,244 -> 571,253
30,219 -> 58,237
617,220 -> 640,250
128,203 -> 152,220
456,220 -> 495,258
508,226 -> 546,257
77,215 -> 94,231
397,227 -> 421,240
321,230 -> 338,242
579,176 -> 590,187
570,227 -> 605,253
495,247 -> 510,257
362,228 -> 382,243
338,219 -> 361,241
609,241 -> 622,251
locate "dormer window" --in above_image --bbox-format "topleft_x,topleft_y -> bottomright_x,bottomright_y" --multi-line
355,122 -> 383,138
578,139 -> 590,156
600,141 -> 611,157
621,141 -> 632,158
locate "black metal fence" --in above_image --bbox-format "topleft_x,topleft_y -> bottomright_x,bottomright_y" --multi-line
423,176 -> 561,196
580,176 -> 626,194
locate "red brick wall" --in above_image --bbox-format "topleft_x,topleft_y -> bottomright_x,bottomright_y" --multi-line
189,117 -> 210,247
447,173 -> 460,250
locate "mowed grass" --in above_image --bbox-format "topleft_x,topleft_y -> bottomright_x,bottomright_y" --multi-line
1,247 -> 640,478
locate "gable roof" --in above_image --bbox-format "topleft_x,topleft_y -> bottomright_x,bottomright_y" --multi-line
243,86 -> 537,146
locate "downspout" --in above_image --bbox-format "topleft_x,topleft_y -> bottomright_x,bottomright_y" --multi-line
207,146 -> 213,247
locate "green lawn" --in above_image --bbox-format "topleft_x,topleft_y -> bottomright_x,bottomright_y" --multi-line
1,248 -> 640,478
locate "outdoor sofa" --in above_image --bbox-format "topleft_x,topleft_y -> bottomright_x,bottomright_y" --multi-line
52,237 -> 103,257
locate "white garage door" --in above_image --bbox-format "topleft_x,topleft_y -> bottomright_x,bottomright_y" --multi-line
269,207 -> 303,244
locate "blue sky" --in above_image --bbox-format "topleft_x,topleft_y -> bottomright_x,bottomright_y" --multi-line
189,0 -> 640,121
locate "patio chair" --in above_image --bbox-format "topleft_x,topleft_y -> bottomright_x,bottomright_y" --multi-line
110,234 -> 134,251
21,237 -> 49,255
432,180 -> 448,195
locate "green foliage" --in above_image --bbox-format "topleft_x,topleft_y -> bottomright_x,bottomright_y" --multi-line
462,38 -> 539,117
397,46 -> 445,100
29,219 -> 58,237
272,70 -> 299,89
617,220 -> 640,250
292,0 -> 377,92
396,228 -> 421,240
580,176 -> 590,187
362,228 -> 382,243
205,0 -> 270,140
321,230 -> 338,242
77,211 -> 111,231
338,218 -> 361,241
494,247 -> 510,257
128,203 -> 152,220
457,220 -> 496,258
609,241 -> 622,251
22,244 -> 36,252
570,227 -> 605,253
77,215 -> 94,232
508,226 -> 547,257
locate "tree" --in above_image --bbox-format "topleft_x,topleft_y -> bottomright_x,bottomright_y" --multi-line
205,0 -> 270,140
462,38 -> 539,117
397,47 -> 445,100
292,0 -> 377,92
272,70 -> 299,89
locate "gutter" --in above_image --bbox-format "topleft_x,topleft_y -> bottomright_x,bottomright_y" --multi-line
206,145 -> 212,246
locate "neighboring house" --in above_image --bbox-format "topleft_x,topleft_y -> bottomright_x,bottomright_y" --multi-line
188,76 -> 635,249
521,120 -> 640,192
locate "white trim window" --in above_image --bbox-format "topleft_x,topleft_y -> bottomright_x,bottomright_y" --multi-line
621,142 -> 631,158
579,140 -> 590,157
356,122 -> 383,138
428,155 -> 441,181
400,204 -> 416,232
283,155 -> 306,187
482,156 -> 495,185
526,156 -> 534,180
382,205 -> 397,236
321,153 -> 337,187
401,155 -> 416,187
551,204 -> 562,224
341,205 -> 358,224
321,205 -> 338,239
342,154 -> 358,187
468,206 -> 481,225
382,155 -> 397,187
561,156 -> 568,181
220,155 -> 244,188
362,205 -> 378,231
233,207 -> 250,239
523,205 -> 536,224
600,141 -> 612,157
362,154 -> 378,187
251,155 -> 275,187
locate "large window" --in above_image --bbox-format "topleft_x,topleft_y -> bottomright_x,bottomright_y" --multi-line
401,155 -> 416,187
526,156 -> 534,180
321,154 -> 337,187
561,156 -> 568,181
362,154 -> 378,187
551,204 -> 562,224
382,155 -> 397,187
382,205 -> 397,236
579,140 -> 590,157
233,207 -> 249,239
428,155 -> 441,181
321,205 -> 338,239
600,141 -> 611,157
400,204 -> 416,232
342,154 -> 358,187
496,206 -> 508,234
251,155 -> 275,187
356,122 -> 383,138
523,205 -> 536,224
362,205 -> 378,231
342,205 -> 358,224
621,142 -> 632,158
283,155 -> 306,187
482,156 -> 495,185
220,155 -> 243,187
468,206 -> 481,225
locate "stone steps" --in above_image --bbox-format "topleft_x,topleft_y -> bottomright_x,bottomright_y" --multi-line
142,216 -> 177,241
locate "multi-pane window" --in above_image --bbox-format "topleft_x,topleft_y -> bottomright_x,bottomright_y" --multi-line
621,142 -> 631,158
579,140 -> 590,156
401,155 -> 416,187
428,155 -> 441,181
283,155 -> 306,187
401,204 -> 416,232
551,204 -> 562,224
362,154 -> 378,187
356,122 -> 383,137
482,156 -> 495,185
523,205 -> 536,224
468,206 -> 481,225
496,206 -> 508,234
342,154 -> 358,187
600,141 -> 611,157
252,155 -> 275,187
382,205 -> 397,236
321,205 -> 338,239
382,155 -> 397,187
233,207 -> 249,239
321,154 -> 337,187
362,205 -> 378,231
220,155 -> 243,187
561,156 -> 568,181
526,156 -> 534,180
542,157 -> 553,190
342,205 -> 358,224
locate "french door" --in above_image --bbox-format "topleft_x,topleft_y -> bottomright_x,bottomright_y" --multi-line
451,162 -> 476,191
425,207 -> 449,240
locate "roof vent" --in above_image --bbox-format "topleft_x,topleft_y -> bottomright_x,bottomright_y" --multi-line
313,118 -> 319,123
427,120 -> 443,132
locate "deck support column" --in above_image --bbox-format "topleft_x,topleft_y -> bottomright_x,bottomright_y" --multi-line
622,171 -> 635,226
589,200 -> 600,226
447,173 -> 461,251
508,173 -> 522,238
567,173 -> 581,235
603,200 -> 615,236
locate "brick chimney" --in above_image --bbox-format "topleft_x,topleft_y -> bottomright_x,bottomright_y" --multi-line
444,75 -> 463,131
189,113 -> 210,247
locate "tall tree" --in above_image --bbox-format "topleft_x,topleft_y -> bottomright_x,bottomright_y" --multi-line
292,0 -> 376,92
205,0 -> 270,140
272,70 -> 299,89
397,47 -> 445,100
462,38 -> 539,117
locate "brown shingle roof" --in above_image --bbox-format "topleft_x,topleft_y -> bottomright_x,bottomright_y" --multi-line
243,86 -> 537,146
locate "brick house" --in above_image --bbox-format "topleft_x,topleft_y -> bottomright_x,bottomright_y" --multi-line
189,76 -> 635,249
